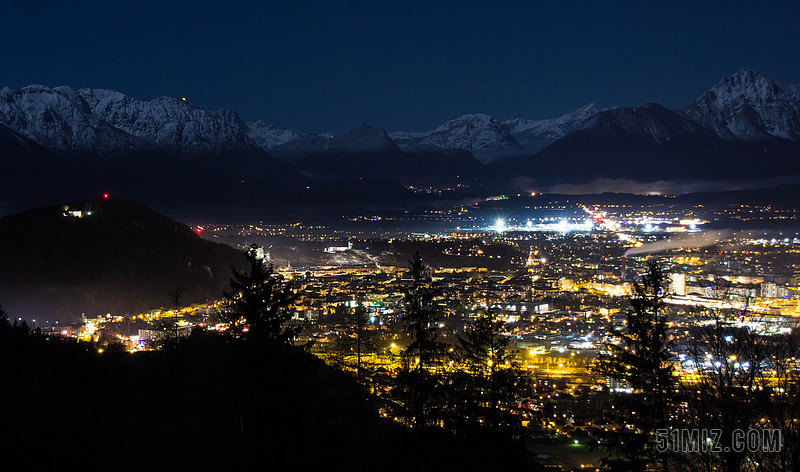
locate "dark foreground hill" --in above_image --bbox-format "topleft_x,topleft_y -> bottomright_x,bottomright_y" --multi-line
0,324 -> 536,472
0,327 -> 389,472
0,197 -> 247,321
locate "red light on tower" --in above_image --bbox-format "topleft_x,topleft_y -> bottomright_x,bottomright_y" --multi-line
103,194 -> 108,199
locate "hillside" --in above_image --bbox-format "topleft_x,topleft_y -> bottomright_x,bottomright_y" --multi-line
0,197 -> 247,321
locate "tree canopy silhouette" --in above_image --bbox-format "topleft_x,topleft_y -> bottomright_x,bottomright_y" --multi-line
223,244 -> 301,347
594,259 -> 674,472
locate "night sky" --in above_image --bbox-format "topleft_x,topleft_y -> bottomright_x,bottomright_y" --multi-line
2,0 -> 799,134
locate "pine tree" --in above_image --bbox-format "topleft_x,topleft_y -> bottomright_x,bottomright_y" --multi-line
449,308 -> 525,439
396,252 -> 446,429
223,244 -> 301,347
594,259 -> 674,472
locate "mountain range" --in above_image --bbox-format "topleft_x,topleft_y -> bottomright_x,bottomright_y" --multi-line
1,69 -> 798,211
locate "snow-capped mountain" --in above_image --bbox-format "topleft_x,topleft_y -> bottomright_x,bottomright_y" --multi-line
0,84 -> 310,212
500,103 -> 600,154
3,68 -> 798,207
491,102 -> 726,183
79,88 -> 262,156
241,121 -> 318,150
683,68 -> 800,142
0,85 -> 157,155
267,123 -> 487,186
387,107 -> 602,163
215,109 -> 323,151
389,114 -> 524,163
0,85 -> 268,156
492,100 -> 798,185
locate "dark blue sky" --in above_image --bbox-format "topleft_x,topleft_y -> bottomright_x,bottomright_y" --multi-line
2,0 -> 799,133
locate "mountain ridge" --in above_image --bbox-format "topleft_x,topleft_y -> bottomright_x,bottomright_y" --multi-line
2,68 -> 798,207
683,68 -> 800,141
388,113 -> 524,163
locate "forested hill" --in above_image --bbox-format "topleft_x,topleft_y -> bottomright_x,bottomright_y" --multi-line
0,197 -> 247,321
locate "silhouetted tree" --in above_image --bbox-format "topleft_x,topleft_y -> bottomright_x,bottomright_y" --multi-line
151,282 -> 186,350
0,305 -> 46,353
223,244 -> 301,347
396,252 -> 446,430
168,281 -> 184,339
332,303 -> 380,388
448,308 -> 526,440
672,294 -> 793,472
754,330 -> 800,472
594,259 -> 675,472
674,304 -> 766,472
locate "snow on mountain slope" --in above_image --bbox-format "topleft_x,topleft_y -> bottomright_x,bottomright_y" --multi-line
0,85 -> 263,156
241,121 -> 317,150
493,103 -> 736,184
77,88 -> 259,155
214,109 -> 320,151
500,103 -> 600,154
389,113 -> 523,163
0,85 -> 155,154
683,68 -> 800,141
4,68 -> 796,192
389,107 -> 600,162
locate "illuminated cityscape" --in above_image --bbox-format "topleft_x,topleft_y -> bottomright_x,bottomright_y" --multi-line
17,198 -> 793,470
2,2 -> 800,470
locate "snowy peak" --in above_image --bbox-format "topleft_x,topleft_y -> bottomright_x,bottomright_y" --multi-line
423,113 -> 521,155
241,120 -> 317,150
500,103 -> 600,153
432,113 -> 496,133
389,113 -> 523,163
388,106 -> 602,163
683,69 -> 800,141
0,85 -> 152,154
76,88 -> 258,155
0,85 -> 261,156
502,103 -> 599,135
578,103 -> 717,144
